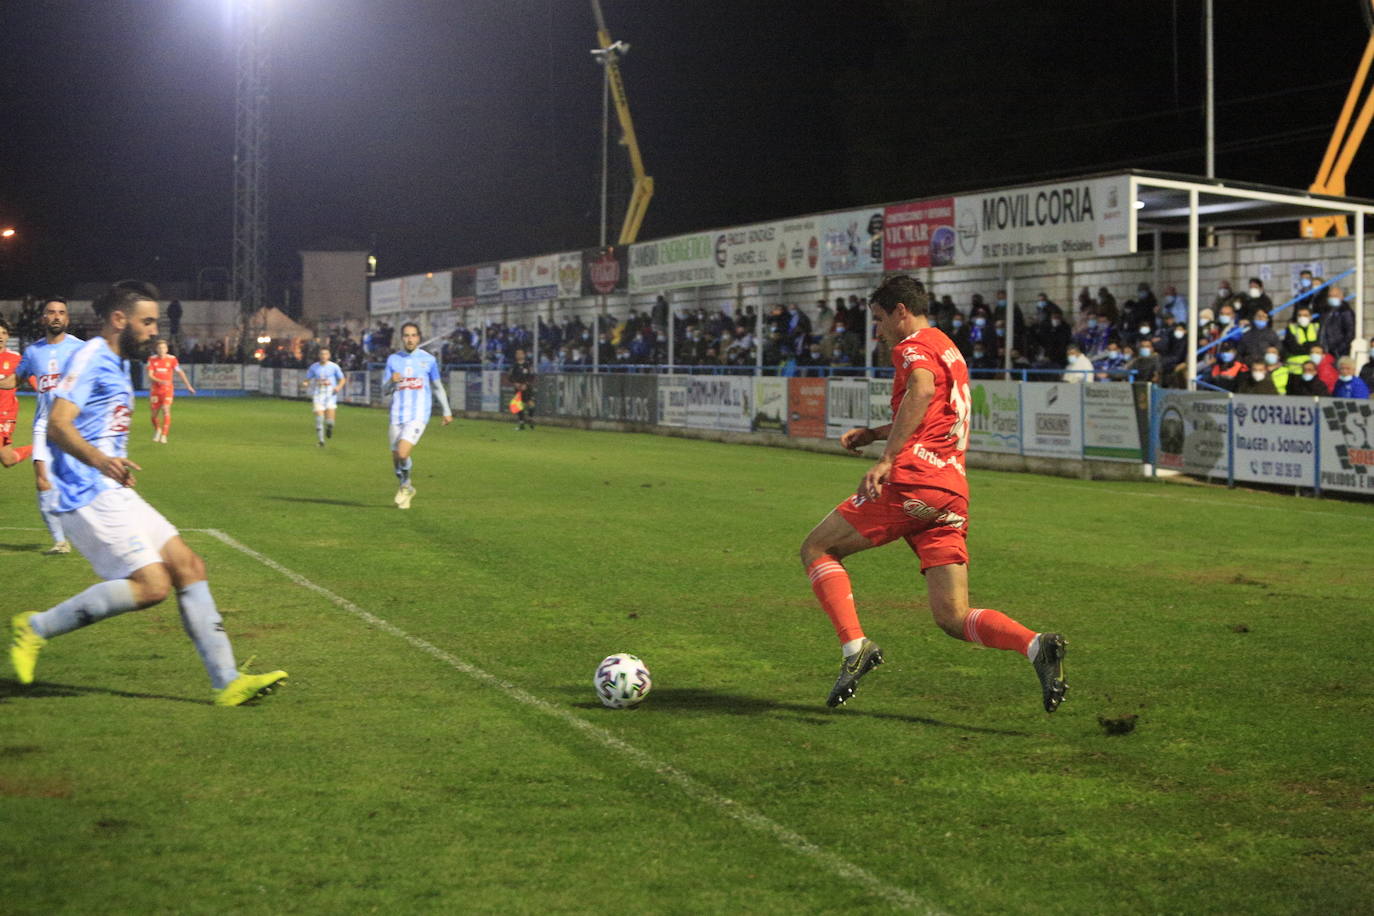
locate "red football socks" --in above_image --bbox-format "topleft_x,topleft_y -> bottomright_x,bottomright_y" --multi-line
963,607 -> 1035,656
13,445 -> 32,462
807,555 -> 864,645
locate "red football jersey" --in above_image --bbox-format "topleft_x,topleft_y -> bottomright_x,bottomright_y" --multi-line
147,354 -> 179,388
886,327 -> 971,497
0,351 -> 20,419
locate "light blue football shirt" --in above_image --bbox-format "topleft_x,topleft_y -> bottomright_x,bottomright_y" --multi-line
306,360 -> 344,390
48,338 -> 134,512
385,348 -> 440,424
17,334 -> 85,425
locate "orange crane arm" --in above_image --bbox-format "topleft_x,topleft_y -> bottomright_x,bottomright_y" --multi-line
591,0 -> 653,244
1303,1 -> 1374,237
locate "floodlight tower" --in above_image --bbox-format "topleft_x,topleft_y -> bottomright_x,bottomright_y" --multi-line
232,0 -> 271,316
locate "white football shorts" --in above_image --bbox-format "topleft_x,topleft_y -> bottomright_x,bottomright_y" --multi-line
313,389 -> 339,411
63,487 -> 180,581
389,420 -> 428,449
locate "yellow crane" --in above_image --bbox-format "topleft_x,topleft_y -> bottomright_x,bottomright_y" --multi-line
591,0 -> 653,245
1301,0 -> 1374,237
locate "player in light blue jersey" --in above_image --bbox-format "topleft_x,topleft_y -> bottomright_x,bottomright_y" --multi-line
383,322 -> 452,509
8,281 -> 287,707
15,297 -> 85,555
302,347 -> 346,446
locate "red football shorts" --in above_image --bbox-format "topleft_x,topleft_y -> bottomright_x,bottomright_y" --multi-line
150,386 -> 174,410
835,483 -> 969,572
0,418 -> 13,447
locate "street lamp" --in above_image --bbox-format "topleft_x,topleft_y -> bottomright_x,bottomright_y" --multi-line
590,40 -> 629,249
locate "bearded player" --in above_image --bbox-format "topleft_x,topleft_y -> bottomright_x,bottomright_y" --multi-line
0,318 -> 33,468
146,339 -> 196,443
16,298 -> 85,552
800,274 -> 1067,712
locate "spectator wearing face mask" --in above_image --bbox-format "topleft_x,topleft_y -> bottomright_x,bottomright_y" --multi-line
1160,285 -> 1188,325
1092,341 -> 1127,380
1126,337 -> 1160,383
1126,317 -> 1155,350
1035,308 -> 1071,367
1256,346 -> 1289,394
1208,343 -> 1247,392
1075,314 -> 1112,360
993,289 -> 1027,347
1238,308 -> 1281,365
1212,280 -> 1234,313
1240,278 -> 1272,321
969,342 -> 998,375
1159,322 -> 1189,384
1333,357 -> 1371,399
1318,287 -> 1355,358
1237,361 -> 1280,395
948,310 -> 972,358
1287,360 -> 1330,397
1308,345 -> 1339,392
1124,283 -> 1156,331
1063,343 -> 1094,382
1283,305 -> 1322,372
1292,269 -> 1320,313
967,307 -> 996,360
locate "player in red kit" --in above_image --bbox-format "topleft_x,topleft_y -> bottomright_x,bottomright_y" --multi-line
146,339 -> 195,443
0,318 -> 33,468
800,275 -> 1067,712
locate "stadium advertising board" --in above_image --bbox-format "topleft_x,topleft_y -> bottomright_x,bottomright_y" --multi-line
820,208 -> 884,276
754,378 -> 787,433
968,380 -> 1021,454
826,378 -> 870,439
257,367 -> 275,395
582,246 -> 629,295
1230,395 -> 1318,487
868,378 -> 892,427
1154,391 -> 1229,479
475,264 -> 502,305
370,271 -> 453,315
344,370 -> 368,405
1083,383 -> 1143,461
1020,382 -> 1082,459
557,252 -> 582,299
657,375 -> 688,427
280,369 -> 304,399
603,374 -> 657,424
243,364 -> 259,391
190,364 -> 243,389
451,266 -> 477,308
465,370 -> 483,411
953,175 -> 1131,265
685,377 -> 752,432
787,378 -> 826,438
446,370 -> 466,412
715,218 -> 821,283
629,232 -> 720,293
481,370 -> 501,412
545,374 -> 599,418
500,256 -> 559,303
1317,397 -> 1374,494
882,198 -> 956,271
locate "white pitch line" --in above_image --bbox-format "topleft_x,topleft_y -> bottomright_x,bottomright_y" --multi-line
195,527 -> 942,916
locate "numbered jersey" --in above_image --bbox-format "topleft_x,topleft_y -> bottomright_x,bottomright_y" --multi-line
887,327 -> 970,498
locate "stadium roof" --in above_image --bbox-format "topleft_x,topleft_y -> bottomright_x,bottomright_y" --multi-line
1121,169 -> 1374,233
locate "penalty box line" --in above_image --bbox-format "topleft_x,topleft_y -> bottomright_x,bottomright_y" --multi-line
191,527 -> 943,916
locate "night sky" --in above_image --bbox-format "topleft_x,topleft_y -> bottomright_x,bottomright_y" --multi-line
3,0 -> 1374,299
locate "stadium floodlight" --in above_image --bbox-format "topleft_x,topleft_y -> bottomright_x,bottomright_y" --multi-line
0,228 -> 15,239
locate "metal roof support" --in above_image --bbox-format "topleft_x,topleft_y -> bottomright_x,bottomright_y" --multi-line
1186,187 -> 1200,390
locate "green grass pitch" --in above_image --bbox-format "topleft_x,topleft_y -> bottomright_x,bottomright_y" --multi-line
2,396 -> 1371,914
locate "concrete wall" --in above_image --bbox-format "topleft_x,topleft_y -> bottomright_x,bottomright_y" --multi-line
301,250 -> 369,326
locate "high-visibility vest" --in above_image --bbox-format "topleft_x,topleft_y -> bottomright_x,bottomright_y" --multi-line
1285,322 -> 1320,370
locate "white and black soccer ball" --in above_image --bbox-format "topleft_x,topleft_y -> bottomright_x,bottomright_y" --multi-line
594,653 -> 652,709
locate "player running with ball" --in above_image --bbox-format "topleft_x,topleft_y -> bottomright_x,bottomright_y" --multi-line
384,322 -> 452,509
800,274 -> 1067,712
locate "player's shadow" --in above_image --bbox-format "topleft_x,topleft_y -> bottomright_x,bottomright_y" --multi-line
0,680 -> 210,706
0,542 -> 42,553
565,686 -> 1030,737
267,495 -> 372,508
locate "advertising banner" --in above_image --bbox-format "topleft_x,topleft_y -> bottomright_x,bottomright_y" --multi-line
753,378 -> 788,433
344,370 -> 369,405
191,364 -> 243,389
465,370 -> 483,411
1154,391 -> 1229,479
500,256 -> 559,303
1230,395 -> 1318,486
582,246 -> 629,296
968,380 -> 1021,454
481,369 -> 501,413
685,377 -> 752,432
820,208 -> 885,276
280,369 -> 304,399
257,367 -> 275,395
882,198 -> 956,271
953,175 -> 1131,264
242,364 -> 259,391
370,271 -> 452,315
629,232 -> 720,293
446,370 -> 467,413
1317,398 -> 1374,494
603,374 -> 658,424
1083,383 -> 1143,461
868,378 -> 892,427
1020,382 -> 1082,459
826,378 -> 870,439
657,375 -> 688,427
714,218 -> 820,283
451,266 -> 477,308
557,252 -> 582,299
787,378 -> 827,438
476,264 -> 502,305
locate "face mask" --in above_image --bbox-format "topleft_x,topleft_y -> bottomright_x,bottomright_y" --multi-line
1108,350 -> 1120,358
1328,297 -> 1342,308
1174,328 -> 1186,339
973,317 -> 986,327
810,350 -> 821,358
951,320 -> 963,329
973,350 -> 985,359
834,325 -> 846,333
1254,320 -> 1268,329
1251,371 -> 1266,382
1138,290 -> 1149,298
1297,316 -> 1311,327
996,299 -> 1006,307
1164,295 -> 1175,305
1220,352 -> 1236,363
1302,373 -> 1315,382
1139,346 -> 1152,357
1219,314 -> 1233,326
995,328 -> 1005,337
1138,326 -> 1150,336
1089,320 -> 1100,329
1311,353 -> 1324,363
1264,353 -> 1279,365
1050,318 -> 1061,327
1339,374 -> 1354,383
1217,287 -> 1231,298
1249,288 -> 1262,298
1037,301 -> 1047,309
1301,277 -> 1313,289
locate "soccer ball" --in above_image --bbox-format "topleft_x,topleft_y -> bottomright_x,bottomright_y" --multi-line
594,653 -> 652,709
